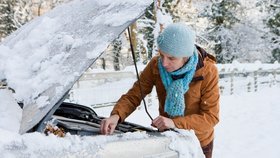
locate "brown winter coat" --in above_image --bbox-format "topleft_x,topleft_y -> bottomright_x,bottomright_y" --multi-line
111,46 -> 220,147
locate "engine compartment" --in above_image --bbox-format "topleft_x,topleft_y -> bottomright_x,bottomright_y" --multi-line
52,102 -> 156,136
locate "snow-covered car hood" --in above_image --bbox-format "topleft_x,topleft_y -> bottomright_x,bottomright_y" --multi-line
0,0 -> 152,134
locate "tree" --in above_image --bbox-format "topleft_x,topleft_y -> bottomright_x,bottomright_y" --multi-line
137,4 -> 156,60
0,0 -> 17,41
161,0 -> 181,21
112,38 -> 122,71
0,0 -> 66,41
200,0 -> 242,63
14,0 -> 33,27
33,0 -> 65,16
0,0 -> 34,41
211,0 -> 273,63
272,48 -> 280,62
259,0 -> 280,62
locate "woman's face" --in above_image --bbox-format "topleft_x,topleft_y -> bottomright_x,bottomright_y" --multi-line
159,50 -> 188,72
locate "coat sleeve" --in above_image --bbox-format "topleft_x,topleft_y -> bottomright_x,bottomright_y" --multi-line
172,63 -> 220,133
110,58 -> 156,122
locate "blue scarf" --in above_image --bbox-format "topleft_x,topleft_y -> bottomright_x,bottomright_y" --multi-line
158,50 -> 198,117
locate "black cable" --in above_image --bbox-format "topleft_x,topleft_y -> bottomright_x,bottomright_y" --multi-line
127,27 -> 153,121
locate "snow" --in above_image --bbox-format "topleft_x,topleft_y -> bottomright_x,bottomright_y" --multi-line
0,89 -> 203,157
214,87 -> 280,158
0,0 -> 280,157
1,79 -> 280,157
0,0 -> 153,134
0,89 -> 22,132
0,0 -> 203,157
0,128 -> 152,158
163,129 -> 204,158
0,0 -> 151,105
75,82 -> 280,158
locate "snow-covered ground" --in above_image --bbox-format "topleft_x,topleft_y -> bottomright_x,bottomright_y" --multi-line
214,86 -> 280,158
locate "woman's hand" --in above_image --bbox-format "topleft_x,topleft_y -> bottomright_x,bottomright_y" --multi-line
151,116 -> 175,131
100,114 -> 120,135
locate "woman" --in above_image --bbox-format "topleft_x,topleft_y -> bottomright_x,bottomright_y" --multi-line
100,23 -> 220,158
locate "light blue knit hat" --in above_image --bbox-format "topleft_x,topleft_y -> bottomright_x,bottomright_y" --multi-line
157,23 -> 196,57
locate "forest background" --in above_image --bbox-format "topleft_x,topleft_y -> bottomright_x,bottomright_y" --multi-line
1,0 -> 279,69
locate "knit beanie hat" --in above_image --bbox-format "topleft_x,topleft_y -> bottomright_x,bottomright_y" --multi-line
157,23 -> 196,57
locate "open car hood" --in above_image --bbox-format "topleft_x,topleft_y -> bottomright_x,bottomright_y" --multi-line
0,0 -> 152,134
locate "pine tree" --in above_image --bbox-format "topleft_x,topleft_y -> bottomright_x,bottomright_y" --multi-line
200,0 -> 242,63
14,0 -> 33,27
162,0 -> 180,21
0,0 -> 34,41
260,0 -> 280,62
0,0 -> 17,41
136,0 -> 174,61
112,38 -> 122,71
137,4 -> 156,60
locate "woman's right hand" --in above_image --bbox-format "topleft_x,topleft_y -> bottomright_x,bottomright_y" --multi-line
100,114 -> 120,135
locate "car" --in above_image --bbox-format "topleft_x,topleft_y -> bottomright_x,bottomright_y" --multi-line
0,0 -> 204,157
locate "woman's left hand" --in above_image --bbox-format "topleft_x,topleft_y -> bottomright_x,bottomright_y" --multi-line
151,116 -> 175,131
